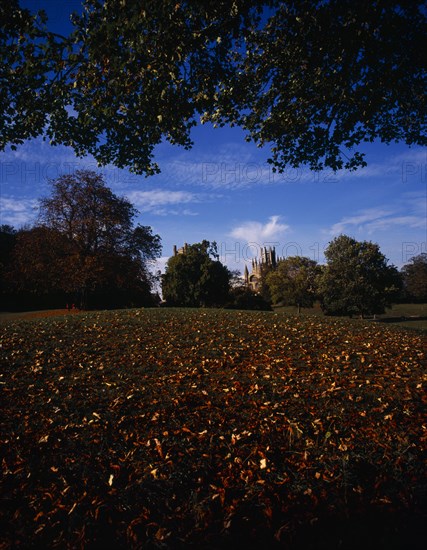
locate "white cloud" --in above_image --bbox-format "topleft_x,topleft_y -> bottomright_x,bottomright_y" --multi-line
163,158 -> 262,190
326,196 -> 426,237
162,144 -> 427,190
0,197 -> 39,227
333,147 -> 427,182
149,207 -> 199,217
126,189 -> 199,211
403,191 -> 427,216
390,148 -> 427,165
327,208 -> 393,236
3,139 -> 87,169
159,141 -> 281,190
230,215 -> 290,246
365,216 -> 425,232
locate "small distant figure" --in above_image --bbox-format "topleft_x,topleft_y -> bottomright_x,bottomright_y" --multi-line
66,303 -> 70,312
71,303 -> 76,310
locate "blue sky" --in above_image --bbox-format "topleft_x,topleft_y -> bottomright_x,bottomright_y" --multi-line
1,1 -> 426,275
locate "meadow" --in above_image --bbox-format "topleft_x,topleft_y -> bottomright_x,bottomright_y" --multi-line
0,308 -> 425,549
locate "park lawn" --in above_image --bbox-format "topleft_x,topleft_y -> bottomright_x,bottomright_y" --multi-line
0,308 -> 425,549
273,302 -> 427,332
0,309 -> 82,323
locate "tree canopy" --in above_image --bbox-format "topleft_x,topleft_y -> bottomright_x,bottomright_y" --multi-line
319,235 -> 401,317
1,1 -> 425,174
9,170 -> 161,308
265,256 -> 320,313
162,241 -> 231,307
401,253 -> 427,302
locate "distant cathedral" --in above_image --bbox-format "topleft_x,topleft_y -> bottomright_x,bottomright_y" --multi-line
172,243 -> 279,293
173,243 -> 189,256
244,246 -> 279,292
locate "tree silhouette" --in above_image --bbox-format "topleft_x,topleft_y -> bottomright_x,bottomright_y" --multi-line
162,241 -> 230,307
10,170 -> 161,309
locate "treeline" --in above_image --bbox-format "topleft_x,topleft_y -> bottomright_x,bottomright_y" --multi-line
161,240 -> 272,311
2,227 -> 426,315
0,171 -> 161,311
261,239 -> 427,317
160,238 -> 426,316
1,171 -> 426,314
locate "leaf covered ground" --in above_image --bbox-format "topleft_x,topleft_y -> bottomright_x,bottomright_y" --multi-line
0,309 -> 426,549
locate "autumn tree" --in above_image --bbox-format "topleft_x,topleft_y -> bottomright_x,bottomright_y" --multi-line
265,256 -> 320,313
162,241 -> 231,307
0,225 -> 17,281
7,226 -> 72,309
1,1 -> 425,174
401,253 -> 427,302
11,170 -> 161,308
10,226 -> 68,293
0,225 -> 18,308
319,235 -> 401,317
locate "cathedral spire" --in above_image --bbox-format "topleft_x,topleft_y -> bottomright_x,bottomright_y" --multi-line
244,264 -> 249,284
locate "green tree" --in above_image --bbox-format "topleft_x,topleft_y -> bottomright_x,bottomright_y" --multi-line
2,1 -> 425,174
0,2 -> 66,152
10,170 -> 161,308
401,253 -> 427,302
319,235 -> 401,317
162,241 -> 231,307
265,256 -> 320,313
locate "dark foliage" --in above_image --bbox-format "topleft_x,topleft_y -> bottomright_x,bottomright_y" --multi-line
162,241 -> 231,307
401,254 -> 427,302
319,235 -> 402,317
226,286 -> 272,311
1,1 -> 425,174
3,171 -> 161,310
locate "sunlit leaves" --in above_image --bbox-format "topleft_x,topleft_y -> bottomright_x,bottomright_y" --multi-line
0,308 -> 425,547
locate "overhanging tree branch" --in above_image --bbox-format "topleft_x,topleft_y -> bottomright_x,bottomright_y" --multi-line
1,0 -> 425,175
